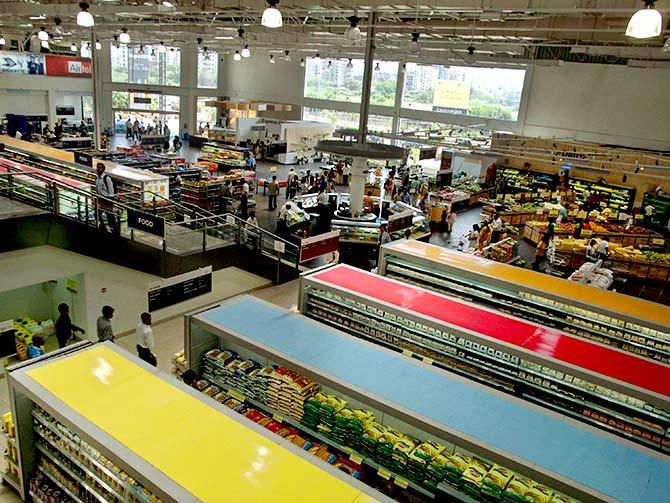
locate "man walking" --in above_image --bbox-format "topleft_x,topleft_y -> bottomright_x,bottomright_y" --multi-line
268,175 -> 279,211
97,305 -> 115,342
135,312 -> 157,367
95,162 -> 119,234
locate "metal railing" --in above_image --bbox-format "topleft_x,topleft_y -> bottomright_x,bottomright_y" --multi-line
0,168 -> 299,268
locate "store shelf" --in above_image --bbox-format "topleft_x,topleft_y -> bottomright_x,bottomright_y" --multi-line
37,466 -> 85,503
29,490 -> 45,503
2,471 -> 21,492
192,295 -> 670,503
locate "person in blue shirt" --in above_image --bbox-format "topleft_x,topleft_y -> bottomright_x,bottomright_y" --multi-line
244,151 -> 256,170
28,335 -> 45,359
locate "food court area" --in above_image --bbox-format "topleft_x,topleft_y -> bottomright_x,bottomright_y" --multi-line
0,2 -> 669,503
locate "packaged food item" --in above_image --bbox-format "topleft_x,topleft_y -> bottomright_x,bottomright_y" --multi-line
194,379 -> 210,391
525,482 -> 554,503
202,385 -> 220,397
504,475 -> 533,499
550,494 -> 578,503
481,464 -> 514,497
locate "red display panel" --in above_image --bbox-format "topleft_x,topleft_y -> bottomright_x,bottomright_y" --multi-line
312,265 -> 670,397
45,55 -> 92,78
0,158 -> 88,188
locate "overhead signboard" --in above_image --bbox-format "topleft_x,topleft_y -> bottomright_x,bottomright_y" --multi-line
147,266 -> 212,312
432,79 -> 470,114
45,55 -> 92,78
0,51 -> 45,75
127,208 -> 165,238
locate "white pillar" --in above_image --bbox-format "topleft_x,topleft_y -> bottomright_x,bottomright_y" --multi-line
350,156 -> 367,216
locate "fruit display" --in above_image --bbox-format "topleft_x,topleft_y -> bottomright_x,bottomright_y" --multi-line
199,143 -> 248,168
194,346 -> 580,502
524,220 -> 663,247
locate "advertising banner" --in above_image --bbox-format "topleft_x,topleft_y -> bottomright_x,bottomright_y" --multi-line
45,55 -> 92,78
0,51 -> 45,75
432,79 -> 470,114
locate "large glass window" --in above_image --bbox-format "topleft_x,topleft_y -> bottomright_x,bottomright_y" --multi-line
402,63 -> 525,121
111,44 -> 181,86
112,91 -> 180,112
197,97 -> 218,125
197,50 -> 218,88
368,115 -> 394,133
303,107 -> 360,129
304,58 -> 397,106
398,119 -> 446,133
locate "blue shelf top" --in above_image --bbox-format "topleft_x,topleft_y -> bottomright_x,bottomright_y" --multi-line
196,296 -> 670,503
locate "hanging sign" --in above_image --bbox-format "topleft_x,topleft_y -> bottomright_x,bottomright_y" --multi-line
45,55 -> 92,78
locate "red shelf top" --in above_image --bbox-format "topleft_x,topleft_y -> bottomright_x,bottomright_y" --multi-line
312,265 -> 670,398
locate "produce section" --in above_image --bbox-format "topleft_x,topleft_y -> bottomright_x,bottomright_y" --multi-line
198,143 -> 249,170
188,295 -> 670,503
523,220 -> 663,246
377,240 -> 670,363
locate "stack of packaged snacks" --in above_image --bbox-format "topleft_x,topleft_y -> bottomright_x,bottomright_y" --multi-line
328,408 -> 375,452
406,441 -> 445,484
503,475 -> 535,502
266,368 -> 319,421
443,452 -> 470,486
524,482 -> 554,503
480,464 -> 514,501
360,422 -> 385,458
303,393 -> 347,437
308,441 -> 338,464
424,452 -> 451,489
373,427 -> 403,468
200,349 -> 275,403
461,458 -> 492,498
333,456 -> 363,479
391,435 -> 418,478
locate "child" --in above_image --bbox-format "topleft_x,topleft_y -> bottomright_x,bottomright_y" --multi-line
28,335 -> 45,359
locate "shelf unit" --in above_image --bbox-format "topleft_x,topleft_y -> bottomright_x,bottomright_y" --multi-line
180,180 -> 222,211
300,264 -> 670,454
188,295 -> 670,503
642,192 -> 670,232
6,342 -> 383,503
378,240 -> 670,364
199,143 -> 249,171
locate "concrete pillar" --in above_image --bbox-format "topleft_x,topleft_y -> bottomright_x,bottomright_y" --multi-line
350,156 -> 367,216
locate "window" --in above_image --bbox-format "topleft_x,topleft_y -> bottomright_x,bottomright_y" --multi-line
112,91 -> 180,112
197,50 -> 218,89
197,97 -> 218,125
303,107 -> 360,129
304,58 -> 398,106
402,63 -> 525,121
111,44 -> 181,86
398,119 -> 446,133
368,115 -> 394,133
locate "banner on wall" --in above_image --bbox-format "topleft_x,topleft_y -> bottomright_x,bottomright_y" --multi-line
45,55 -> 92,78
432,79 -> 470,114
0,50 -> 45,75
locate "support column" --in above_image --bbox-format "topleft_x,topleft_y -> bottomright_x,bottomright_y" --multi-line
356,12 -> 377,144
90,29 -> 102,148
349,157 -> 367,216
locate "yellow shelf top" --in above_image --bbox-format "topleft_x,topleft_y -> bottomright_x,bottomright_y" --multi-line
0,135 -> 76,163
390,240 -> 670,327
27,345 -> 371,503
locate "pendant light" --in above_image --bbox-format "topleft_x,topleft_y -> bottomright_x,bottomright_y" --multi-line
300,58 -> 305,67
284,50 -> 291,62
118,28 -> 130,45
344,15 -> 361,41
374,61 -> 380,71
346,58 -> 353,69
270,54 -> 276,64
314,52 -> 320,61
38,27 -> 49,42
95,39 -> 102,50
626,1 -> 662,39
233,50 -> 241,61
70,42 -> 77,52
77,2 -> 94,28
410,32 -> 420,52
41,40 -> 49,49
262,0 -> 283,29
0,35 -> 5,46
241,44 -> 251,58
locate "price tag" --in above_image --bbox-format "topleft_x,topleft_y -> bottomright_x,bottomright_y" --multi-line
272,413 -> 284,423
635,214 -> 644,220
582,230 -> 592,237
514,193 -> 521,200
402,349 -> 413,357
229,390 -> 245,402
535,208 -> 544,215
377,468 -> 392,480
652,238 -> 665,245
422,356 -> 434,365
496,194 -> 503,200
394,477 -> 409,489
349,453 -> 364,464
531,192 -> 538,198
505,194 -> 513,201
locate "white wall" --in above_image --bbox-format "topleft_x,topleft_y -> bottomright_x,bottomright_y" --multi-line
521,63 -> 670,151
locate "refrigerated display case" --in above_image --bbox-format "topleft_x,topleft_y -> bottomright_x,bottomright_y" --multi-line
5,342 -> 383,503
378,240 -> 670,364
199,143 -> 249,170
299,264 -> 670,454
187,295 -> 670,503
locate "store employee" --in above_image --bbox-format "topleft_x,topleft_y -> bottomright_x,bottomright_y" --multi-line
136,312 -> 157,367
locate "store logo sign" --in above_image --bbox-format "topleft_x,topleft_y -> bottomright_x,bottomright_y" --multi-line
67,61 -> 91,74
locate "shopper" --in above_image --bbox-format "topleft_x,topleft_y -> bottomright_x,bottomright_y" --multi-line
491,213 -> 503,243
238,191 -> 249,220
246,210 -> 258,227
28,335 -> 45,359
245,151 -> 256,170
172,135 -> 182,151
136,312 -> 157,367
532,236 -> 550,272
268,175 -> 279,211
95,163 -> 119,234
97,305 -> 115,343
54,121 -> 63,140
379,224 -> 392,246
400,190 -> 411,205
478,221 -> 493,251
363,191 -> 374,212
467,224 -> 480,251
595,238 -> 610,262
125,118 -> 132,139
586,239 -> 598,262
55,303 -> 85,349
446,207 -> 457,233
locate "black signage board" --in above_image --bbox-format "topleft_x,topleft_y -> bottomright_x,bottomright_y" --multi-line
74,150 -> 93,167
148,272 -> 212,312
127,208 -> 165,238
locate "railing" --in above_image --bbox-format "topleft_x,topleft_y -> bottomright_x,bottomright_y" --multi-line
0,168 -> 300,269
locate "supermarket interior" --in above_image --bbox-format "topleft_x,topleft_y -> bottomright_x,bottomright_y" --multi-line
0,1 -> 670,503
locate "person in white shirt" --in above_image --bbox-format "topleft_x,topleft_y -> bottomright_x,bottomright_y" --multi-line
246,211 -> 258,227
95,163 -> 118,234
490,213 -> 503,243
644,204 -> 655,217
595,239 -> 609,262
135,312 -> 156,367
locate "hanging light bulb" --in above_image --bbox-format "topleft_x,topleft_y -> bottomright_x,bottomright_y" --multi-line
262,0 -> 283,29
314,52 -> 320,61
327,59 -> 332,68
70,42 -> 77,52
233,50 -> 241,61
0,35 -> 5,46
270,54 -> 276,63
346,58 -> 353,69
626,1 -> 662,39
203,47 -> 211,61
53,18 -> 63,37
38,27 -> 48,42
159,41 -> 166,52
344,15 -> 361,41
374,61 -> 380,71
77,2 -> 94,27
95,39 -> 102,50
241,44 -> 251,58
300,58 -> 305,67
118,28 -> 130,44
41,39 -> 49,49
284,50 -> 291,62
410,32 -> 420,52
151,47 -> 156,56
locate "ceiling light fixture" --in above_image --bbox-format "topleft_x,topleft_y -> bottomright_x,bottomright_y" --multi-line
314,52 -> 320,60
0,36 -> 5,46
241,44 -> 251,57
41,40 -> 49,49
270,54 -> 276,63
119,28 -> 130,44
233,50 -> 241,61
95,39 -> 101,50
374,61 -> 380,71
162,1 -> 173,7
262,0 -> 283,29
77,2 -> 94,28
626,0 -> 662,39
70,42 -> 77,52
38,27 -> 48,41
300,58 -> 305,67
346,58 -> 353,69
196,37 -> 203,46
284,50 -> 291,62
410,32 -> 420,50
344,15 -> 361,42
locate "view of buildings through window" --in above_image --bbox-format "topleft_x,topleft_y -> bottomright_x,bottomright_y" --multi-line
112,91 -> 181,136
111,43 -> 181,86
197,50 -> 218,88
197,97 -> 218,125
